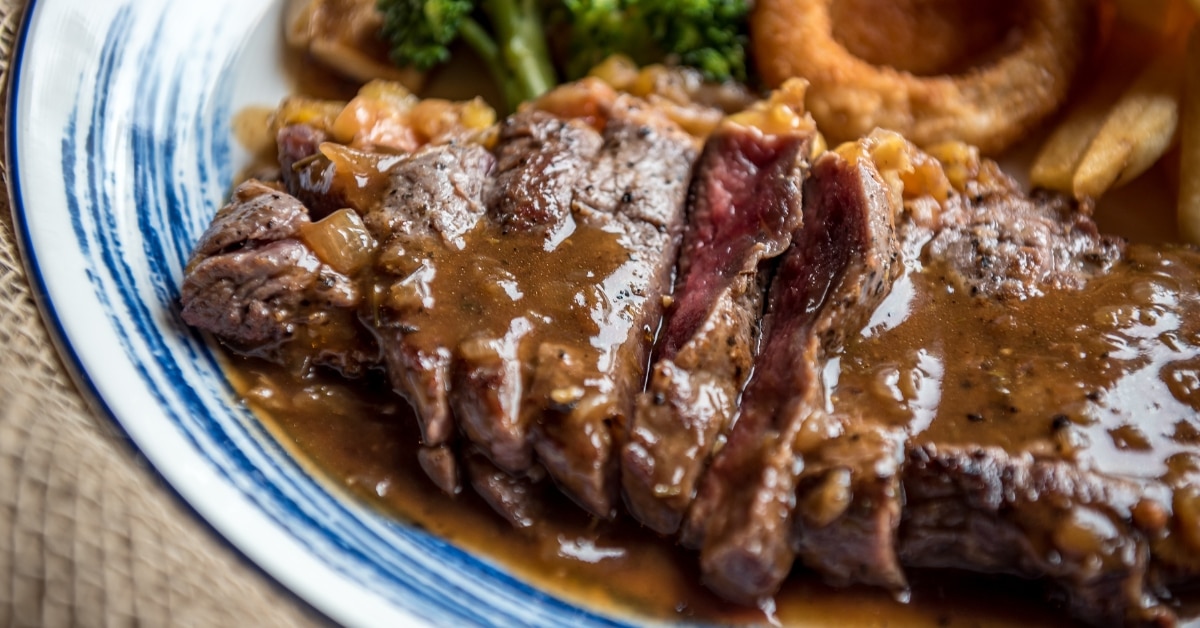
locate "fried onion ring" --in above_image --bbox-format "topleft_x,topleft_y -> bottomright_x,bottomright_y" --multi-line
751,0 -> 1094,154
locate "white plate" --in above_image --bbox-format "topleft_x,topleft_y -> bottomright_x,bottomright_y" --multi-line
6,1 -> 633,625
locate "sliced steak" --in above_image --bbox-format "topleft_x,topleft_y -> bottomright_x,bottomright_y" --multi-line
622,96 -> 815,535
182,85 -> 1200,628
365,142 -> 496,450
186,180 -> 308,259
353,82 -> 697,517
524,91 -> 700,518
192,126 -> 502,492
449,110 -> 605,474
485,110 -> 602,238
901,445 -> 1174,627
825,137 -> 1200,625
364,141 -> 495,248
187,86 -> 695,514
683,145 -> 903,604
180,180 -> 376,376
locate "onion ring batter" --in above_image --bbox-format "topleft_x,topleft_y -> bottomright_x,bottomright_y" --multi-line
751,0 -> 1094,154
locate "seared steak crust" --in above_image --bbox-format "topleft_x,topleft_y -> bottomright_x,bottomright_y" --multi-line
180,180 -> 374,375
902,444 -> 1174,627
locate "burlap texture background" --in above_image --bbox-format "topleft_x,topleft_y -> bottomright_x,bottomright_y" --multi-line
0,1 -> 326,625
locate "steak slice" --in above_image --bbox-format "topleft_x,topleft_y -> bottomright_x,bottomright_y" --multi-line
622,84 -> 816,535
180,180 -> 376,376
823,136 -> 1200,625
901,445 -> 1174,627
683,143 -> 903,604
485,110 -> 603,238
522,86 -> 700,518
449,109 -> 605,475
364,141 -> 496,450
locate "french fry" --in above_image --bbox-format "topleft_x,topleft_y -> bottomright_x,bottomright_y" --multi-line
1179,26 -> 1200,244
1030,75 -> 1128,193
1072,43 -> 1183,199
1030,18 -> 1163,194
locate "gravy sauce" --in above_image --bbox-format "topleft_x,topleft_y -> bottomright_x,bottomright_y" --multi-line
834,243 -> 1200,482
218,155 -> 1191,628
383,216 -> 640,398
231,359 -> 1066,626
224,59 -> 1194,626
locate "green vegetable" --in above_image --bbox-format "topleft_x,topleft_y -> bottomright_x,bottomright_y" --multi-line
562,0 -> 751,83
379,0 -> 558,111
378,0 -> 751,110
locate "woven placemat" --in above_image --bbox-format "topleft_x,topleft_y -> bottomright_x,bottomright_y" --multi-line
0,2 -> 325,625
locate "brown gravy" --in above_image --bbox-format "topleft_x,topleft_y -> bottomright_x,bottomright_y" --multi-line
210,177 -> 1199,625
382,216 -> 638,399
229,358 -> 1068,626
226,51 -> 1194,626
833,243 -> 1200,482
217,143 -> 1194,628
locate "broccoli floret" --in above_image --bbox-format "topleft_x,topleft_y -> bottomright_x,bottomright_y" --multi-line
645,0 -> 750,82
562,0 -> 751,82
559,0 -> 651,79
378,0 -> 557,111
379,0 -> 474,70
378,0 -> 752,110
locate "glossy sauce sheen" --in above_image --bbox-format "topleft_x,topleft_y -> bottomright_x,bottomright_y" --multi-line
220,200 -> 1199,624
389,217 -> 636,390
222,136 -> 1197,622
834,243 -> 1200,481
232,361 -> 1067,626
223,145 -> 1193,624
221,190 -> 1067,624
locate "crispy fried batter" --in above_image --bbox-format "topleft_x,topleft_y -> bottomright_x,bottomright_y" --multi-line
752,0 -> 1094,154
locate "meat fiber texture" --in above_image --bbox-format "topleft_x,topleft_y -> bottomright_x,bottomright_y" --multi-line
681,146 -> 906,602
182,81 -> 699,518
674,133 -> 1200,625
181,81 -> 1200,626
621,114 -> 815,535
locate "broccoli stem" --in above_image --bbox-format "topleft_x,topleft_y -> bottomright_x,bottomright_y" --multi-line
457,17 -> 525,110
485,0 -> 557,110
